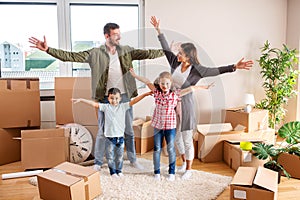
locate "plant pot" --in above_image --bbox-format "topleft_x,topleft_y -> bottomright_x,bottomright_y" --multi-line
263,163 -> 282,184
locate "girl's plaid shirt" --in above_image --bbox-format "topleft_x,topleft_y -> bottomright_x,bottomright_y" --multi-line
151,89 -> 181,130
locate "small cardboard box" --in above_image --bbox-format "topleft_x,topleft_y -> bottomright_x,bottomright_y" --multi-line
37,162 -> 101,200
278,152 -> 300,179
225,108 -> 268,132
21,128 -> 69,170
230,166 -> 278,200
55,77 -> 98,126
0,128 -> 21,165
133,118 -> 154,154
223,141 -> 266,171
197,123 -> 244,162
0,78 -> 40,128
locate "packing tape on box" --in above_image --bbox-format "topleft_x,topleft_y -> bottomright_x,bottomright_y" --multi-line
1,169 -> 43,180
53,168 -> 88,182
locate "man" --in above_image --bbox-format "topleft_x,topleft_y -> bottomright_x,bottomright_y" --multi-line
29,23 -> 164,170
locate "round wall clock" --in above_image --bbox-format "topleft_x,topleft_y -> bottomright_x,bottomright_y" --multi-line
64,123 -> 93,163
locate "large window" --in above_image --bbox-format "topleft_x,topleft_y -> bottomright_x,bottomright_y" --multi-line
0,0 -> 141,89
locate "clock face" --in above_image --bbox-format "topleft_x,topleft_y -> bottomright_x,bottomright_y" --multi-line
64,123 -> 93,163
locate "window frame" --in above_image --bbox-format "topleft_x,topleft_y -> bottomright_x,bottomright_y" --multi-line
0,0 -> 144,86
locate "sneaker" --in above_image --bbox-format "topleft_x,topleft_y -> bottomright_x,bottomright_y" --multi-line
93,164 -> 102,171
182,170 -> 192,180
167,174 -> 175,181
176,162 -> 186,173
118,173 -> 124,178
154,174 -> 161,181
111,174 -> 119,179
130,161 -> 144,170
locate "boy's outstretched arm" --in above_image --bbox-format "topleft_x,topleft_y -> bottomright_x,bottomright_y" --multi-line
180,82 -> 215,97
129,68 -> 156,92
129,91 -> 152,106
71,98 -> 99,108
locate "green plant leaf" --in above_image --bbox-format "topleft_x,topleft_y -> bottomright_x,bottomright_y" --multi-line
278,121 -> 300,144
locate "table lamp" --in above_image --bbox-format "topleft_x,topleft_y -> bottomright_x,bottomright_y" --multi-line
244,93 -> 255,113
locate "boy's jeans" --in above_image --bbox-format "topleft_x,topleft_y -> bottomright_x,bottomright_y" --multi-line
105,137 -> 124,175
153,128 -> 176,175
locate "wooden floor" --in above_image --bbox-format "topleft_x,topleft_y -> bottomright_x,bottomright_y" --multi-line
0,152 -> 300,200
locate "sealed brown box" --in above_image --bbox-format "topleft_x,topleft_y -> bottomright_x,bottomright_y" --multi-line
0,78 -> 40,128
0,128 -> 21,165
225,108 -> 268,132
278,152 -> 300,179
133,119 -> 154,154
21,128 -> 69,170
223,141 -> 266,171
230,166 -> 278,200
55,77 -> 98,126
37,162 -> 101,200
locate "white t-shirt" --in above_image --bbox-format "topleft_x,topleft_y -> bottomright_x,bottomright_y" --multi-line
172,64 -> 191,88
106,52 -> 126,95
99,102 -> 130,137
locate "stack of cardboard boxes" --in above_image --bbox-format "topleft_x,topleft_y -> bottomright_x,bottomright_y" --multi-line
0,78 -> 40,166
196,107 -> 275,170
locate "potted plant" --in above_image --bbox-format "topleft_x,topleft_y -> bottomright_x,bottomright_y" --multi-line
252,121 -> 300,182
255,41 -> 299,129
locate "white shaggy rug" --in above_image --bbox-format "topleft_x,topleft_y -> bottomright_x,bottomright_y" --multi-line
95,158 -> 232,200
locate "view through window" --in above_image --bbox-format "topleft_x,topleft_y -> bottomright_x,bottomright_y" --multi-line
0,1 -> 140,89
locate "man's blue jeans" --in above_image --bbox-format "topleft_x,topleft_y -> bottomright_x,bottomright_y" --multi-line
94,94 -> 136,166
105,137 -> 124,175
153,128 -> 176,175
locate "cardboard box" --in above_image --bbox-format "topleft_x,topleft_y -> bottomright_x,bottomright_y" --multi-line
278,152 -> 300,179
197,123 -> 243,162
223,141 -> 266,171
230,166 -> 278,200
0,78 -> 40,128
37,162 -> 101,200
133,119 -> 154,154
55,77 -> 98,126
225,108 -> 268,132
197,123 -> 275,163
0,128 -> 21,165
21,128 -> 69,170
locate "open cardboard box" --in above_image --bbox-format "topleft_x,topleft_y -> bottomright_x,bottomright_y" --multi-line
197,123 -> 275,163
223,141 -> 266,171
230,166 -> 278,200
37,162 -> 101,200
21,128 -> 70,170
0,78 -> 40,128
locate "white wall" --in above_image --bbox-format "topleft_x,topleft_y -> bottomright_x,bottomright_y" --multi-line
134,0 -> 289,124
286,0 -> 300,122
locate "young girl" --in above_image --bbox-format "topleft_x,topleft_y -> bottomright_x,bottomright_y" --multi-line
130,69 -> 213,181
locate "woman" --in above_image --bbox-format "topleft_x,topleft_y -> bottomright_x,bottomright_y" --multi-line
150,16 -> 253,180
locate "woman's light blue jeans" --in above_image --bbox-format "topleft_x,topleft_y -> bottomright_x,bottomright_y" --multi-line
153,128 -> 176,175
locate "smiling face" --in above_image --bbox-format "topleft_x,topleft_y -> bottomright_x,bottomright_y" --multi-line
105,28 -> 121,46
108,92 -> 122,106
159,77 -> 172,93
177,48 -> 190,63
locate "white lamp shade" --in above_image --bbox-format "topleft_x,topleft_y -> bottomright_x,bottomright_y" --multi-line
244,93 -> 255,105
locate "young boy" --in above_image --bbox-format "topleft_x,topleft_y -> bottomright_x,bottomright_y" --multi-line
72,88 -> 151,178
